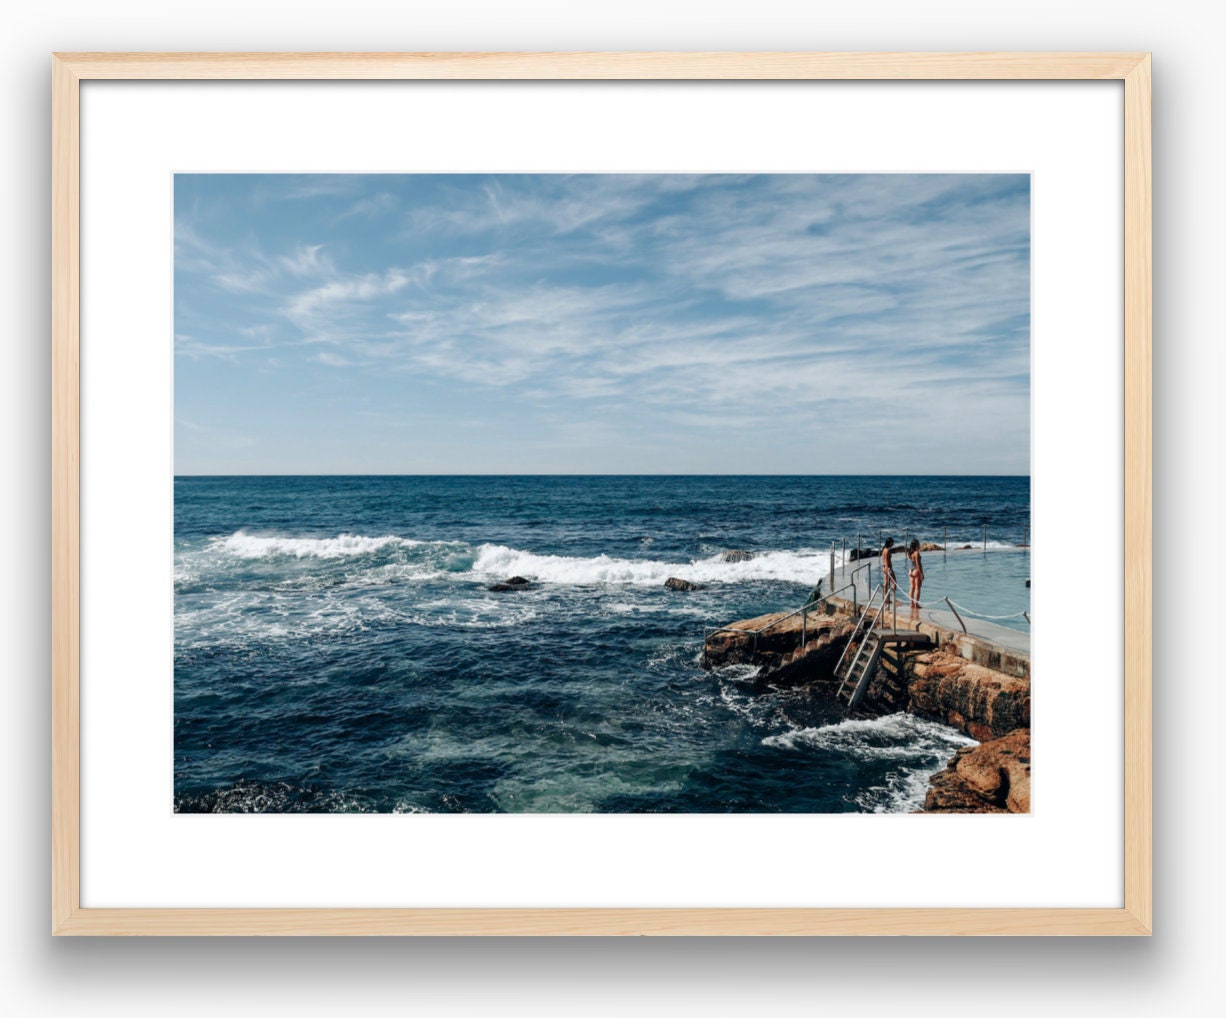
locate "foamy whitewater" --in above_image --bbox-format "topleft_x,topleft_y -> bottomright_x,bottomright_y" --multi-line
175,474 -> 1030,813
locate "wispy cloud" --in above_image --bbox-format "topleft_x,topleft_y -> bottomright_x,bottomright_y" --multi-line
279,243 -> 335,277
174,173 -> 1029,473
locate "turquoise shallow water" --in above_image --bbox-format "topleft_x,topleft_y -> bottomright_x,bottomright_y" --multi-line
834,546 -> 1031,633
174,475 -> 1029,813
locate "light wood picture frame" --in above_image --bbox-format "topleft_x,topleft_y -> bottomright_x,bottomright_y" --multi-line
51,51 -> 1152,936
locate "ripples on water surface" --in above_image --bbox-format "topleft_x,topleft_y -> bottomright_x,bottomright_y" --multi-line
174,475 -> 1028,813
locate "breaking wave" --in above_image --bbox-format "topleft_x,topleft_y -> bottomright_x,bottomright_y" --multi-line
182,531 -> 838,588
763,713 -> 977,813
214,531 -> 419,559
467,543 -> 830,586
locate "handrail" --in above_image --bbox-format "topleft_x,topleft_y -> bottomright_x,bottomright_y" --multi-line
833,582 -> 882,680
802,579 -> 863,647
704,574 -> 870,657
849,560 -> 873,592
706,578 -> 853,644
704,533 -> 1028,663
821,579 -> 860,605
836,584 -> 891,699
944,598 -> 1032,622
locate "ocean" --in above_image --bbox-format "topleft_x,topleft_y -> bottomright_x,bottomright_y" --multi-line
174,474 -> 1029,814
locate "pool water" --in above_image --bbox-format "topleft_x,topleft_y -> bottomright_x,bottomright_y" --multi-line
833,546 -> 1031,633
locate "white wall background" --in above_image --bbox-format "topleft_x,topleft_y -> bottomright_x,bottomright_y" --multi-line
2,3 -> 1219,1016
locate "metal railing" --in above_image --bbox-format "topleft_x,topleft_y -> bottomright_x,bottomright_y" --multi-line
704,569 -> 874,657
837,587 -> 893,700
832,582 -> 883,681
833,526 -> 1031,576
703,527 -> 1029,663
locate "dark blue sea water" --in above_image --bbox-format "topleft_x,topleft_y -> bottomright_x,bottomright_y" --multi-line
174,475 -> 1029,813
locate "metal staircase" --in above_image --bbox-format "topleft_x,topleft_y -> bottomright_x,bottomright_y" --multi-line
833,584 -> 888,709
832,583 -> 937,711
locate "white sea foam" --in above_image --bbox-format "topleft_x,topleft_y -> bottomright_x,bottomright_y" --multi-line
854,766 -> 948,814
764,712 -> 976,757
468,544 -> 834,586
188,531 -> 846,589
947,540 -> 1025,551
174,590 -> 411,648
763,712 -> 977,812
214,531 -> 416,559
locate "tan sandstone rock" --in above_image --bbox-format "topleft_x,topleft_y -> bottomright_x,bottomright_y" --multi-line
908,651 -> 1030,740
923,728 -> 1030,813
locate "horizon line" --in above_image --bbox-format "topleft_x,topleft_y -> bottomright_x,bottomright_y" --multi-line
174,472 -> 1032,479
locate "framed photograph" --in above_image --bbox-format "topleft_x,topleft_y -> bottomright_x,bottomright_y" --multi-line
52,52 -> 1151,935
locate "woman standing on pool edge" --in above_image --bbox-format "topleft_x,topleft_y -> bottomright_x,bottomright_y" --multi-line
907,538 -> 925,609
881,538 -> 897,612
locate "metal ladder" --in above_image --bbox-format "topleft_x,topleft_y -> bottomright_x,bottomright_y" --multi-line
833,584 -> 888,709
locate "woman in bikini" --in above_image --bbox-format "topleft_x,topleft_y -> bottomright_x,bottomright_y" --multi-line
907,538 -> 925,609
880,538 -> 896,612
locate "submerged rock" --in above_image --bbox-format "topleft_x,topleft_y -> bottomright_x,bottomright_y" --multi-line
489,576 -> 533,592
720,550 -> 755,563
665,577 -> 703,591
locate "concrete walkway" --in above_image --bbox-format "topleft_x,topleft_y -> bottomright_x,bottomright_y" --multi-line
918,606 -> 1030,656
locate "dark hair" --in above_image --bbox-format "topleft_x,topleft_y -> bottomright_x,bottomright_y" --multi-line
908,539 -> 920,552
883,538 -> 894,548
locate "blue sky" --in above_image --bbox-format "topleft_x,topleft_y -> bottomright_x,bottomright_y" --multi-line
174,174 -> 1030,475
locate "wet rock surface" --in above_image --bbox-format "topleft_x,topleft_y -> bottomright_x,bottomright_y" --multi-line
665,577 -> 704,591
720,550 -> 755,563
703,607 -> 853,688
907,650 -> 1030,741
923,728 -> 1031,813
704,610 -> 1032,812
488,575 -> 534,592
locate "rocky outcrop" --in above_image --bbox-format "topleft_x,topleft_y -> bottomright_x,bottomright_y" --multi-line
907,650 -> 1030,741
704,607 -> 1032,812
702,607 -> 853,687
849,541 -> 942,562
665,577 -> 704,591
720,550 -> 755,563
923,728 -> 1031,813
909,649 -> 1031,813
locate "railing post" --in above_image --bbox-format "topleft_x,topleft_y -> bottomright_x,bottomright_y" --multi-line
944,597 -> 968,634
841,538 -> 846,575
944,526 -> 947,560
983,524 -> 987,552
829,542 -> 835,588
